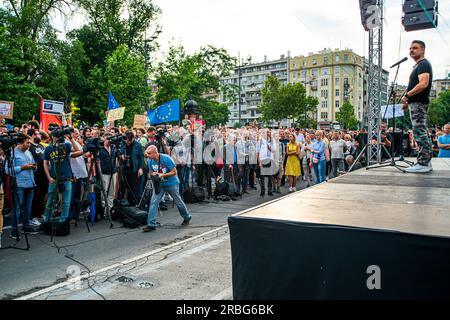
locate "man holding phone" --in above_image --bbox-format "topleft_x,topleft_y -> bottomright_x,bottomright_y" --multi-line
5,134 -> 37,240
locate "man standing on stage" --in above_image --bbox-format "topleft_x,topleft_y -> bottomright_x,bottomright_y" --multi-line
402,40 -> 433,173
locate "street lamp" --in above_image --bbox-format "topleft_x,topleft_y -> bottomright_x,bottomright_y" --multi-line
143,26 -> 162,111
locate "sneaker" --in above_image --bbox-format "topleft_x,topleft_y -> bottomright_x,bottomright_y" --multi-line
289,187 -> 293,192
181,216 -> 192,226
142,225 -> 156,232
405,163 -> 432,173
268,192 -> 274,196
428,162 -> 433,171
9,230 -> 20,241
292,187 -> 297,192
21,226 -> 39,234
30,218 -> 41,227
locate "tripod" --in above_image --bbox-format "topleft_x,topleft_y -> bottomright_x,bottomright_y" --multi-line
84,150 -> 114,228
0,146 -> 30,251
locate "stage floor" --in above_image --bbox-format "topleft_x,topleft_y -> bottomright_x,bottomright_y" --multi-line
238,158 -> 450,238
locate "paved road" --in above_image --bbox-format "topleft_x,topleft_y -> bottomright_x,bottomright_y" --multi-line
0,176 -> 315,300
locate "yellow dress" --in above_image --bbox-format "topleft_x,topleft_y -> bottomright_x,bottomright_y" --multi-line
284,143 -> 301,176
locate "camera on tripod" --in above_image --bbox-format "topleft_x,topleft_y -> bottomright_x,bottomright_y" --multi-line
49,124 -> 74,143
0,131 -> 22,152
83,137 -> 104,154
155,128 -> 167,142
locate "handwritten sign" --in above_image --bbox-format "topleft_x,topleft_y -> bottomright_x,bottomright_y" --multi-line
0,100 -> 14,119
133,115 -> 147,128
107,107 -> 125,122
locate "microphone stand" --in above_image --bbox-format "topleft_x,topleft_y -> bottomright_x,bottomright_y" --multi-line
366,62 -> 413,172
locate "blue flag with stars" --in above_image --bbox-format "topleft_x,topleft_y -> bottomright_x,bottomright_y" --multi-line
148,99 -> 180,125
108,92 -> 120,110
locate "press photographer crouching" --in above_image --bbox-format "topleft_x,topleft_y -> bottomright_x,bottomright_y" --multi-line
143,145 -> 192,232
5,133 -> 37,240
43,124 -> 83,224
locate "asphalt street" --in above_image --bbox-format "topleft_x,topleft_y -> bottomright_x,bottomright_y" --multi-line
0,176 -> 315,300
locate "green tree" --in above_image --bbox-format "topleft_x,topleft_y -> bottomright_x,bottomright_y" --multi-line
336,100 -> 359,130
89,44 -> 149,126
152,44 -> 235,126
260,76 -> 318,126
429,90 -> 450,127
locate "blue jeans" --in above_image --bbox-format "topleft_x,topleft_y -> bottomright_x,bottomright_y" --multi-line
11,187 -> 34,232
147,184 -> 191,227
70,178 -> 85,221
313,160 -> 327,184
44,180 -> 73,222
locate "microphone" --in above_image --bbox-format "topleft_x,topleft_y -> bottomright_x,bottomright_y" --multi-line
390,57 -> 408,68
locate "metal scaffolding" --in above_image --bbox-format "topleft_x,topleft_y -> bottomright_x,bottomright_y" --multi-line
366,0 -> 384,165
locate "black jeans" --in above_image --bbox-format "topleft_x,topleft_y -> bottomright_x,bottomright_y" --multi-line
259,175 -> 273,195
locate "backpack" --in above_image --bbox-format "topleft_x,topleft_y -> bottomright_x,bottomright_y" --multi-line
183,186 -> 206,203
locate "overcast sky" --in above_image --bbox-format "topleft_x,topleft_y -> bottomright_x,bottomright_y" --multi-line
153,0 -> 450,85
55,0 -> 450,85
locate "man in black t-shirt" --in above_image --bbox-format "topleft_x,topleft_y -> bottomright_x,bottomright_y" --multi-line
401,40 -> 433,173
27,129 -> 48,220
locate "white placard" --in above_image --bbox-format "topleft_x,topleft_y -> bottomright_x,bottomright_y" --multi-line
42,99 -> 64,115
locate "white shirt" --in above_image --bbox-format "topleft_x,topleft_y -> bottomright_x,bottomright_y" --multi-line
70,141 -> 88,179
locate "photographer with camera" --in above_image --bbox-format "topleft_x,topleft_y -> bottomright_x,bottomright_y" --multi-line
27,129 -> 47,225
5,134 -> 37,240
67,128 -> 88,224
43,125 -> 83,224
142,145 -> 192,232
99,133 -> 118,210
121,130 -> 145,206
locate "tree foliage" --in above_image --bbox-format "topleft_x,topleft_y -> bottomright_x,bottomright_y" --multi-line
429,90 -> 450,127
152,44 -> 236,126
336,100 -> 359,130
260,75 -> 318,127
89,44 -> 149,126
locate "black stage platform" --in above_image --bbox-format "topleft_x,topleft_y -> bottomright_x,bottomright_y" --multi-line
228,158 -> 450,299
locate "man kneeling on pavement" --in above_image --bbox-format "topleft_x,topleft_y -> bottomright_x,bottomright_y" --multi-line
143,145 -> 192,232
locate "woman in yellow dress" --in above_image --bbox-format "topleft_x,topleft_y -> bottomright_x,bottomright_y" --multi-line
285,133 -> 301,192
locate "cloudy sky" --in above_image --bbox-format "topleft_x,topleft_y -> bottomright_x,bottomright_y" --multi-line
152,0 -> 449,85
55,0 -> 449,85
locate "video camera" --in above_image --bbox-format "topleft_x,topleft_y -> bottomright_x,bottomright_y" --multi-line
0,131 -> 22,151
83,137 -> 104,154
155,128 -> 167,142
49,124 -> 74,143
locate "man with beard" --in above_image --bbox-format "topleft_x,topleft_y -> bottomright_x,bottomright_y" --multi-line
27,129 -> 47,226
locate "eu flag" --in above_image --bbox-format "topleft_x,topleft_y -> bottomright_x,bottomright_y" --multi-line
108,92 -> 120,110
148,99 -> 180,125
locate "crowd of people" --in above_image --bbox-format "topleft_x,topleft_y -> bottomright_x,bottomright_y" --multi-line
0,118 -> 449,246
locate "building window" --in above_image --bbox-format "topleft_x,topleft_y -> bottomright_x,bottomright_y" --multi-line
343,66 -> 350,74
292,73 -> 296,79
335,100 -> 340,108
312,69 -> 318,77
293,63 -> 296,68
344,54 -> 349,62
321,112 -> 328,119
234,113 -> 237,118
322,68 -> 330,76
344,78 -> 349,86
324,56 -> 329,65
312,58 -> 317,65
335,78 -> 340,86
321,79 -> 329,87
335,55 -> 340,62
300,70 -> 307,78
335,89 -> 340,97
335,66 -> 340,74
321,89 -> 328,98
303,60 -> 306,67
321,100 -> 328,109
